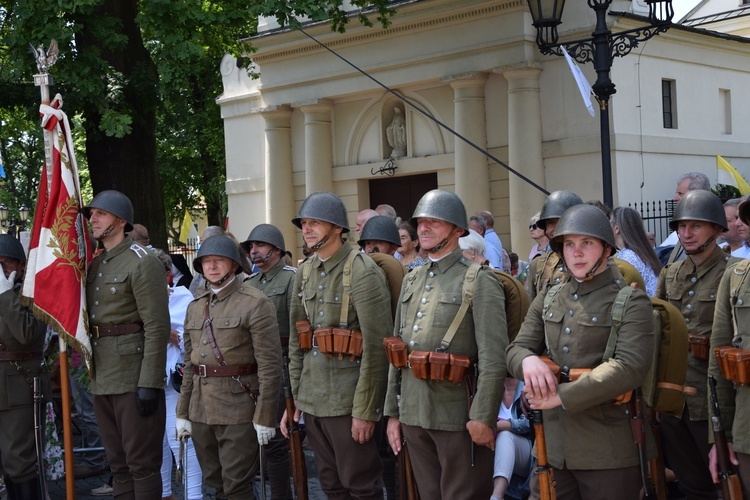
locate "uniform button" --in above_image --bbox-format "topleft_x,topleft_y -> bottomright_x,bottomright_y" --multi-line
592,317 -> 598,323
201,353 -> 206,358
421,298 -> 427,304
562,346 -> 569,353
688,291 -> 695,296
298,293 -> 303,298
313,351 -> 318,357
686,304 -> 692,310
429,272 -> 434,278
95,287 -> 99,292
356,359 -> 361,364
425,285 -> 431,291
94,301 -> 99,306
137,347 -> 141,351
91,314 -> 96,319
452,297 -> 458,303
615,279 -> 622,285
202,380 -> 207,385
103,260 -> 107,264
562,365 -> 569,372
318,285 -> 324,290
564,327 -> 571,334
316,324 -> 321,329
413,325 -> 419,332
262,280 -> 267,284
114,277 -> 118,282
739,299 -> 745,305
98,272 -> 103,277
319,311 -> 324,317
548,313 -> 553,318
417,312 -> 423,319
558,267 -> 564,272
375,408 -> 381,414
225,320 -> 230,325
572,294 -> 578,301
203,340 -> 207,345
555,278 -> 561,283
319,298 -> 323,303
335,296 -> 339,301
710,294 -> 715,299
321,272 -> 326,277
409,340 -> 415,347
93,341 -> 97,347
685,318 -> 691,324
691,277 -> 697,283
569,310 -> 574,317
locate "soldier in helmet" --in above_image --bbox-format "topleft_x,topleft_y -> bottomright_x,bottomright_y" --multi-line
0,235 -> 48,499
281,192 -> 393,499
358,215 -> 401,256
176,235 -> 282,498
507,204 -> 655,498
655,189 -> 739,499
241,224 -> 295,500
83,190 -> 171,498
384,189 -> 506,499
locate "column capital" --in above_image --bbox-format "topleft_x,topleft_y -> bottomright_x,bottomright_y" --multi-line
443,71 -> 488,89
294,98 -> 333,113
494,62 -> 543,80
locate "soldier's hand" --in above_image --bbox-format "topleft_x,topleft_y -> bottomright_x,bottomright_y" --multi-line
526,391 -> 562,410
466,420 -> 495,451
254,423 -> 277,446
0,271 -> 15,294
521,355 -> 558,401
709,442 -> 739,483
280,404 -> 301,439
135,387 -> 162,417
176,418 -> 192,439
351,417 -> 375,444
387,418 -> 402,455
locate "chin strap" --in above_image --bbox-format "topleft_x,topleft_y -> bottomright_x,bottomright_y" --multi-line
683,234 -> 716,255
423,237 -> 451,254
309,229 -> 334,251
97,224 -> 115,240
252,249 -> 275,263
562,244 -> 611,281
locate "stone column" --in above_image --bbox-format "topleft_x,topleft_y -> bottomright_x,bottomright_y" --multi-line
260,105 -> 295,253
501,63 -> 546,258
446,72 -> 490,215
298,99 -> 334,195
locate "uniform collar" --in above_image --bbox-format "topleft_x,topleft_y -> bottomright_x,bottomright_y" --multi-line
259,259 -> 285,282
314,243 -> 354,273
99,236 -> 136,260
568,265 -> 614,295
209,276 -> 240,302
684,245 -> 730,279
429,248 -> 464,272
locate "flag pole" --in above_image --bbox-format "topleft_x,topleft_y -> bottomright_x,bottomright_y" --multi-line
32,41 -> 76,500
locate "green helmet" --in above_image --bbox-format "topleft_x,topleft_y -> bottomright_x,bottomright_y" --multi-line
193,235 -> 244,276
241,224 -> 285,253
0,234 -> 26,262
669,190 -> 727,232
537,190 -> 583,230
83,190 -> 134,232
410,189 -> 469,236
292,192 -> 349,233
550,204 -> 617,254
357,216 -> 401,247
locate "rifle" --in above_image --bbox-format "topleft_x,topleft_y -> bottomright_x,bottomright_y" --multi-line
646,407 -> 668,500
628,389 -> 656,499
708,376 -> 743,500
532,410 -> 556,500
282,357 -> 308,500
397,437 -> 420,500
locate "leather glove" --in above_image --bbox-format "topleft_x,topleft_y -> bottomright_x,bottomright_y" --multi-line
135,387 -> 162,417
0,271 -> 15,295
253,423 -> 276,446
176,418 -> 192,439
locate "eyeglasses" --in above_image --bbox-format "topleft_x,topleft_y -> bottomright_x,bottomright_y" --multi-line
529,224 -> 538,230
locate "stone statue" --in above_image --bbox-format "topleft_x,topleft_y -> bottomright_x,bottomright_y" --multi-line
386,107 -> 406,159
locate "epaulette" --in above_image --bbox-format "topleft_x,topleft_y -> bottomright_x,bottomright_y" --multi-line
283,265 -> 297,273
130,244 -> 148,259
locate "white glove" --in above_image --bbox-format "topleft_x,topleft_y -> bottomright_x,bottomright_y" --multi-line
0,271 -> 15,295
176,418 -> 192,439
253,423 -> 276,446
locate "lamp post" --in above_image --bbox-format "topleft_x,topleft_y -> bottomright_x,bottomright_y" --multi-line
527,0 -> 674,207
0,205 -> 30,239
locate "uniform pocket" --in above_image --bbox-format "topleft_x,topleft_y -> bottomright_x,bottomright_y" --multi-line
433,292 -> 462,328
543,306 -> 564,350
5,373 -> 32,406
697,288 -> 717,325
116,334 -> 144,356
576,313 -> 612,354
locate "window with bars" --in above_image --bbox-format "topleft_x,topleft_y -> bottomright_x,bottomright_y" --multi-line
662,79 -> 677,129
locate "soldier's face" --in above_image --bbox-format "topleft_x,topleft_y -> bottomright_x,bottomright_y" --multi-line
417,218 -> 461,252
562,234 -> 606,280
246,241 -> 279,268
201,256 -> 237,282
362,240 -> 396,255
88,208 -> 123,240
300,219 -> 336,248
677,220 -> 721,253
544,219 -> 559,239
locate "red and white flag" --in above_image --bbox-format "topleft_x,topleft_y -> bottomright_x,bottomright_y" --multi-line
21,93 -> 92,371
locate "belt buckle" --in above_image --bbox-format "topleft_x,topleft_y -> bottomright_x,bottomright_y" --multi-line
92,326 -> 101,339
198,365 -> 207,377
312,335 -> 319,349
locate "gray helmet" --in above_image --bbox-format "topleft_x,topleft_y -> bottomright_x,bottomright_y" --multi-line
291,192 -> 350,233
537,190 -> 584,230
357,216 -> 401,247
241,224 -> 286,253
550,204 -> 617,254
0,234 -> 26,262
669,190 -> 728,232
193,235 -> 244,276
83,190 -> 134,232
410,189 -> 469,237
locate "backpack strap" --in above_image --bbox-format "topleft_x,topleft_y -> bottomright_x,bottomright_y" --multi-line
340,250 -> 359,328
438,263 -> 480,351
603,286 -> 634,362
542,283 -> 566,355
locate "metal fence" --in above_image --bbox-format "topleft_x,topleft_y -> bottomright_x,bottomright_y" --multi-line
627,199 -> 676,246
168,237 -> 199,273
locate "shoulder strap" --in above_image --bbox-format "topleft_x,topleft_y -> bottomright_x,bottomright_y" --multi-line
340,250 -> 359,328
438,263 -> 480,351
603,286 -> 634,362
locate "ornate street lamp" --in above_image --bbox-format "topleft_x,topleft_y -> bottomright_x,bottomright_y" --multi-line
527,0 -> 674,207
0,204 -> 31,238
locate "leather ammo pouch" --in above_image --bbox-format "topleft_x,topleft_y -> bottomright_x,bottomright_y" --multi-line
428,351 -> 450,381
409,350 -> 430,380
539,355 -> 562,383
332,328 -> 351,359
383,336 -> 408,368
296,320 -> 313,350
567,368 -> 632,405
346,329 -> 363,358
314,328 -> 334,355
714,347 -> 750,385
688,334 -> 710,360
448,354 -> 471,384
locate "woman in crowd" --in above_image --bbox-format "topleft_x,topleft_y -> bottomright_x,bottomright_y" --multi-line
528,212 -> 548,262
491,377 -> 532,500
459,229 -> 490,266
610,206 -> 662,296
397,221 -> 426,270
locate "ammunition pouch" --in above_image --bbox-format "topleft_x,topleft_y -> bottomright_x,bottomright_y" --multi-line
688,334 -> 710,361
296,321 -> 313,350
715,346 -> 750,386
405,350 -> 471,384
310,327 -> 363,361
383,337 -> 408,368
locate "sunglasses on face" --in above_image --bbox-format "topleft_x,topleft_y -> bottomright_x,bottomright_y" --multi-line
529,224 -> 538,230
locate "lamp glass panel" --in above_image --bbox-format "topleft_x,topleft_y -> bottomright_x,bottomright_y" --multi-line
19,206 -> 29,222
0,205 -> 8,222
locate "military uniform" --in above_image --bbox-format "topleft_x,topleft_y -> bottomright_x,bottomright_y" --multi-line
87,236 -> 170,496
383,248 -> 506,499
656,245 -> 738,498
507,266 -> 655,499
525,250 -> 566,302
289,243 -> 393,499
0,283 -> 48,487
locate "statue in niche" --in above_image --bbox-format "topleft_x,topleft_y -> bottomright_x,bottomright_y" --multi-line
386,107 -> 406,159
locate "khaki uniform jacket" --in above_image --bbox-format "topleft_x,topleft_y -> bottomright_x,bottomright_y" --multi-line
86,237 -> 170,394
245,260 -> 296,340
383,249 -> 507,431
507,267 -> 654,470
289,243 -> 392,421
176,277 -> 282,427
0,285 -> 48,410
708,261 -> 750,454
525,251 -> 566,303
656,246 -> 738,420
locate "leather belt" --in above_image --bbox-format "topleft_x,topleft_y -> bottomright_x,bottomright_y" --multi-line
0,351 -> 43,362
194,364 -> 257,377
91,322 -> 144,338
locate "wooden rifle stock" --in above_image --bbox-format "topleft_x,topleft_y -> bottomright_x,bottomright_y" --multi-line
283,357 -> 308,500
629,389 -> 656,499
646,407 -> 668,500
709,376 -> 743,500
398,439 -> 420,500
532,410 -> 556,500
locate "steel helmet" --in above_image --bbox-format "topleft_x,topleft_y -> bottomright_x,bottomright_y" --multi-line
537,190 -> 584,230
357,216 -> 401,247
550,204 -> 617,255
241,224 -> 286,253
669,190 -> 728,232
83,190 -> 134,232
410,189 -> 469,236
292,192 -> 350,233
193,235 -> 244,276
0,234 -> 26,262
